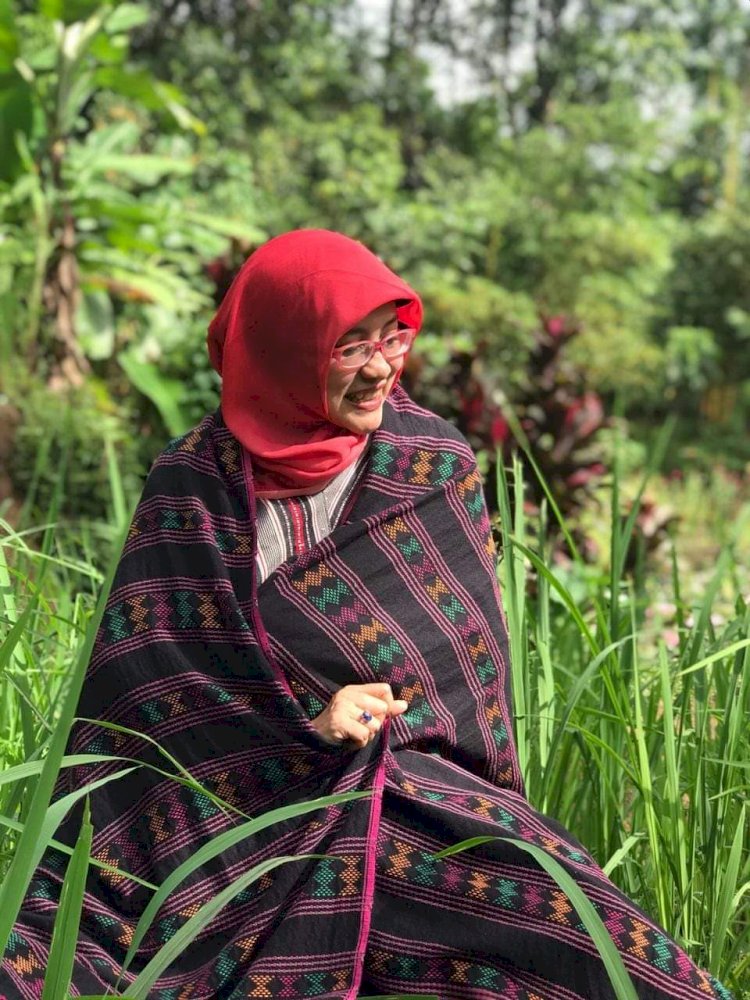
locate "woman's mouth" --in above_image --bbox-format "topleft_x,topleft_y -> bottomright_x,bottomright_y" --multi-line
345,388 -> 384,411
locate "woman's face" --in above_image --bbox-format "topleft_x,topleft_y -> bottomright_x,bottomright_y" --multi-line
326,301 -> 403,435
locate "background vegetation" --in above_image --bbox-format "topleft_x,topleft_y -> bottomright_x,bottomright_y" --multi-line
0,0 -> 748,995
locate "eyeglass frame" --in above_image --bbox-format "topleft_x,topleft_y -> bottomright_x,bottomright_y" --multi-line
329,328 -> 417,371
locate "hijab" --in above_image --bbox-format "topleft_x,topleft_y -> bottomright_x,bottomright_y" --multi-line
206,229 -> 423,498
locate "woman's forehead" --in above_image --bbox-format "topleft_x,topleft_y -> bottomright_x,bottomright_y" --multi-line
344,302 -> 398,336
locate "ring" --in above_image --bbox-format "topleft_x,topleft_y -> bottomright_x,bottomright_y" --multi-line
360,710 -> 373,724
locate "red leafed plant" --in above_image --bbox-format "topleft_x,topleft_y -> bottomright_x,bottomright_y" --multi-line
402,314 -> 609,548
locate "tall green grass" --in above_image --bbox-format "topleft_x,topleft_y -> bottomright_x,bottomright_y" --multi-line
0,425 -> 747,996
497,446 -> 749,992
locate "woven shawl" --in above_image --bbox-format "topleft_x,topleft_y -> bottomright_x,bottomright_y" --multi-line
1,387 -> 731,1000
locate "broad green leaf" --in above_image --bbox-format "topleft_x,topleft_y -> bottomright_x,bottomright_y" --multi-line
88,30 -> 127,64
182,210 -> 266,244
76,289 -> 115,360
104,2 -> 149,33
78,264 -> 196,311
58,67 -> 94,134
152,80 -> 205,134
93,66 -> 174,110
83,152 -> 194,184
118,350 -> 189,437
41,798 -> 93,1000
0,81 -> 34,183
0,0 -> 19,73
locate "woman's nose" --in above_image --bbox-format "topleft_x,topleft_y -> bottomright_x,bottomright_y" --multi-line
361,346 -> 392,379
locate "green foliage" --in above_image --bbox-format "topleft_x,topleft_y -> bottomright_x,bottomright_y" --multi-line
1,0 -> 748,473
8,370 -> 145,524
497,444 -> 750,989
0,0 -> 260,415
668,206 -> 750,383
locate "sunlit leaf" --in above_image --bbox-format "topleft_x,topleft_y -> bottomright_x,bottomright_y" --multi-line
104,2 -> 149,34
118,349 -> 189,437
40,0 -> 101,25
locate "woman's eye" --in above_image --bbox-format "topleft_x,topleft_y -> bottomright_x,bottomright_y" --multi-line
383,333 -> 401,349
341,343 -> 368,359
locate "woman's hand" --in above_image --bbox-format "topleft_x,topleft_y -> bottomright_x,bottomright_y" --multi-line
310,682 -> 409,748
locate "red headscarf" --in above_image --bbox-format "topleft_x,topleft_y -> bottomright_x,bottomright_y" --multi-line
207,230 -> 423,498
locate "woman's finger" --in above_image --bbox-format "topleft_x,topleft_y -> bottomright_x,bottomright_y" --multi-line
350,707 -> 382,731
346,692 -> 391,718
354,682 -> 394,703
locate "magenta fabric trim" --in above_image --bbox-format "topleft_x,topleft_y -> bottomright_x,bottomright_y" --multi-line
347,719 -> 390,1000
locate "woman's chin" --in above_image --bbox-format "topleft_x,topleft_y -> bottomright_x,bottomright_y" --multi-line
334,400 -> 385,435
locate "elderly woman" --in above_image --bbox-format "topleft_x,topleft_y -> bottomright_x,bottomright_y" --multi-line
1,231 -> 731,999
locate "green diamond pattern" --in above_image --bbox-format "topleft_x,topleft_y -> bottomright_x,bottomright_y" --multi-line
105,602 -> 130,640
174,590 -> 197,629
397,536 -> 423,560
476,657 -> 497,684
303,972 -> 327,995
140,699 -> 167,724
259,757 -> 287,790
436,452 -> 458,482
413,851 -> 439,887
311,858 -> 336,898
363,635 -> 404,669
310,579 -> 350,613
495,877 -> 520,909
370,442 -> 397,475
394,955 -> 420,980
161,508 -> 182,530
191,789 -> 220,820
439,593 -> 466,623
652,933 -> 674,973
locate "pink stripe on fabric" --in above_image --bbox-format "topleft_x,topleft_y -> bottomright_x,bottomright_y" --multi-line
347,723 -> 389,1000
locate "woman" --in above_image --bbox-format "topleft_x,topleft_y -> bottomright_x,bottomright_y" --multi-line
1,230 -> 731,999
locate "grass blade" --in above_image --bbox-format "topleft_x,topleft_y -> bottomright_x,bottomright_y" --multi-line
0,754 -> 134,788
41,798 -> 94,1000
0,517 -> 130,956
117,789 -> 371,980
0,812 -> 157,890
709,803 -> 746,975
434,837 -> 639,1000
677,638 -> 750,677
125,854 -> 328,999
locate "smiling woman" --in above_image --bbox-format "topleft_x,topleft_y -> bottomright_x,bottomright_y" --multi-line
0,230 -> 733,1000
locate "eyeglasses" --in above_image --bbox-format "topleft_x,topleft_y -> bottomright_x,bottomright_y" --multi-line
329,328 -> 416,371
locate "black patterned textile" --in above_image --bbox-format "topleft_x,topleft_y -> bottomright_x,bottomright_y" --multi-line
0,387 -> 732,1000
